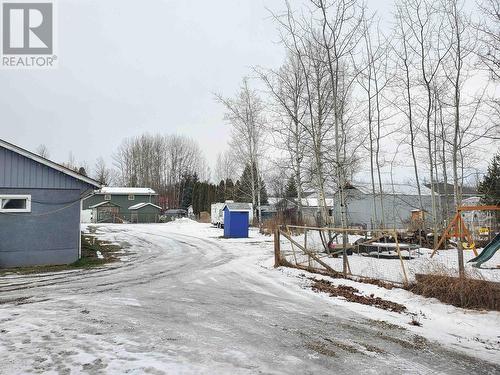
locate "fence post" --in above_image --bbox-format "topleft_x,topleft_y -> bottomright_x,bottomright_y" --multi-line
457,216 -> 465,278
274,228 -> 281,268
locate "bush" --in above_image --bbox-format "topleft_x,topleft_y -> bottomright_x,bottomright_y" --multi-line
410,273 -> 500,311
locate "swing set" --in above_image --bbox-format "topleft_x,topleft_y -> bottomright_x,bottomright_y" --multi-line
430,205 -> 500,258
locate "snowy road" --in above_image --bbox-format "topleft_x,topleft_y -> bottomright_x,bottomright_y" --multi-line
0,222 -> 499,374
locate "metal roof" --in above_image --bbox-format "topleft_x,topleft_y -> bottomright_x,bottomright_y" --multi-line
89,201 -> 120,209
128,202 -> 162,210
97,187 -> 157,195
348,181 -> 432,196
223,202 -> 252,212
0,138 -> 101,188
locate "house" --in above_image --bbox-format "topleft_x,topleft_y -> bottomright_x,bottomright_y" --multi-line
0,139 -> 100,267
336,182 -> 434,229
223,202 -> 251,238
425,182 -> 480,219
269,194 -> 335,226
83,187 -> 158,223
256,205 -> 278,222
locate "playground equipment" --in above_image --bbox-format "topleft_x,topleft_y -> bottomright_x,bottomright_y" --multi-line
468,233 -> 500,268
431,205 -> 500,258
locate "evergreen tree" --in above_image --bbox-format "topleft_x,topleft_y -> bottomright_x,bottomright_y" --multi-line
478,153 -> 500,205
260,179 -> 269,204
192,182 -> 200,214
237,163 -> 268,204
234,180 -> 241,201
78,167 -> 87,177
216,180 -> 225,202
238,164 -> 254,202
180,173 -> 198,209
225,178 -> 235,201
285,176 -> 298,198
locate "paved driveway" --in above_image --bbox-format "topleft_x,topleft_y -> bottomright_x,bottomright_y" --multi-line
0,224 -> 498,374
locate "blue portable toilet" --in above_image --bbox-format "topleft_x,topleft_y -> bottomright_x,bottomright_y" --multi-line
223,203 -> 251,238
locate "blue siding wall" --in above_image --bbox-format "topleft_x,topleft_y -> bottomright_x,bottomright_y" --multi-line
223,208 -> 249,238
0,146 -> 92,190
0,188 -> 82,267
0,145 -> 97,267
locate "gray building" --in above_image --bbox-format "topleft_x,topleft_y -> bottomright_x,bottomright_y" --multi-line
336,182 -> 433,229
83,187 -> 158,223
0,139 -> 100,268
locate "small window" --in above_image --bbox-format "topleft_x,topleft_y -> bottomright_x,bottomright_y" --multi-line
104,194 -> 111,201
128,194 -> 135,201
0,195 -> 31,213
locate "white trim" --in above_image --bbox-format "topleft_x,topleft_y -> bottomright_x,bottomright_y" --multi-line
0,194 -> 31,213
0,139 -> 101,188
128,202 -> 162,210
89,201 -> 119,209
98,187 -> 157,195
128,194 -> 135,201
79,199 -> 82,259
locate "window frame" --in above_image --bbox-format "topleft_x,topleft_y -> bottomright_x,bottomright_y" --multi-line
0,194 -> 32,213
128,194 -> 135,201
104,194 -> 111,201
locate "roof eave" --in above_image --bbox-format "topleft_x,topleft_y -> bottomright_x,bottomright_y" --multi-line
0,138 -> 101,188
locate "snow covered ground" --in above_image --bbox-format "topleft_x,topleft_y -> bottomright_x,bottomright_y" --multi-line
280,230 -> 500,284
0,220 -> 498,374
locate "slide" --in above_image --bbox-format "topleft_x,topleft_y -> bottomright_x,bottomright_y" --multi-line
468,233 -> 500,268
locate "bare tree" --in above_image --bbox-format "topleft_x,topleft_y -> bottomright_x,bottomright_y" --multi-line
214,150 -> 237,184
475,0 -> 500,80
113,133 -> 208,208
359,17 -> 394,228
393,3 -> 426,217
255,51 -> 309,222
215,78 -> 267,224
36,144 -> 50,159
398,0 -> 451,243
313,0 -> 366,276
94,157 -> 112,186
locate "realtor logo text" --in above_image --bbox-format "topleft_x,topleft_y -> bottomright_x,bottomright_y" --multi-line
1,1 -> 56,68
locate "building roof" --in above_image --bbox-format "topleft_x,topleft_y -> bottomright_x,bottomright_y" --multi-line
0,138 -> 100,188
347,181 -> 432,196
259,205 -> 277,212
223,202 -> 252,212
89,201 -> 120,209
301,197 -> 335,207
270,197 -> 334,208
424,182 -> 478,196
97,187 -> 157,195
128,202 -> 162,210
461,196 -> 482,206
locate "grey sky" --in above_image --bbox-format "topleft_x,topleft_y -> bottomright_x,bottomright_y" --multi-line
1,0 -> 296,170
0,0 -> 436,179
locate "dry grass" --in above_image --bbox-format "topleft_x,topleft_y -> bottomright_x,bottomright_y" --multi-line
259,216 -> 306,236
409,270 -> 500,311
0,235 -> 119,276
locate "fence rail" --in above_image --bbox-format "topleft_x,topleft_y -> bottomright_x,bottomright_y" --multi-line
273,225 -> 431,286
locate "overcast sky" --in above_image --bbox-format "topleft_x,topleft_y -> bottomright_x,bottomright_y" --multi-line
0,0 -> 395,173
